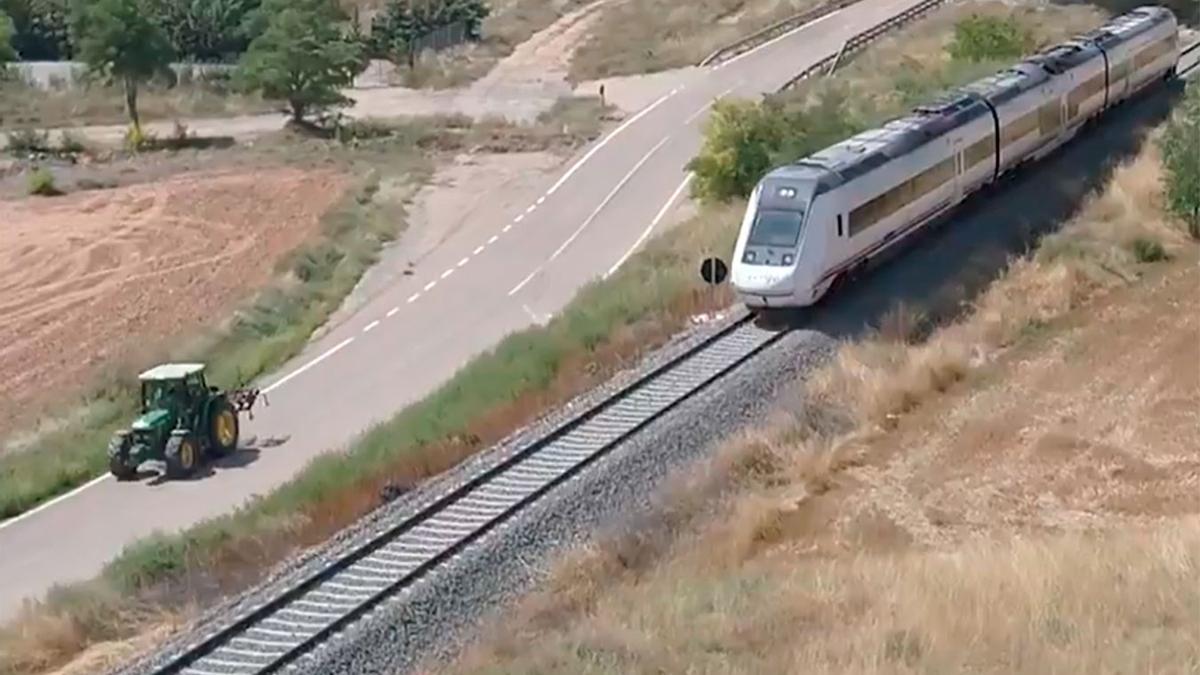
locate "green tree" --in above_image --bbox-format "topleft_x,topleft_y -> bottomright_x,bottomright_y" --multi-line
1160,84 -> 1200,238
1,0 -> 72,59
369,0 -> 489,68
948,15 -> 1033,63
155,0 -> 261,62
0,9 -> 16,63
70,0 -> 174,132
236,0 -> 363,125
687,98 -> 791,203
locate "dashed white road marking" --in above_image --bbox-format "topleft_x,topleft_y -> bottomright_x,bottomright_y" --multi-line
440,268 -> 455,279
488,235 -> 499,244
363,320 -> 380,333
536,196 -> 546,205
473,245 -> 485,255
457,257 -> 470,267
509,135 -> 671,297
424,281 -> 437,292
525,205 -> 537,214
514,214 -> 524,223
406,294 -> 419,304
262,337 -> 356,395
387,306 -> 401,316
607,172 -> 695,278
503,224 -> 512,233
545,89 -> 677,196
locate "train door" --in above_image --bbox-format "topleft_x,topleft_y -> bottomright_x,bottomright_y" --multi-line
951,135 -> 965,202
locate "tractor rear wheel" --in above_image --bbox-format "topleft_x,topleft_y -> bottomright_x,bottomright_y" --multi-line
165,434 -> 200,479
208,399 -> 239,458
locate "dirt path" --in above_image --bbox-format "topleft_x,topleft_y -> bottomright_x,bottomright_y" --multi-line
37,2 -> 637,148
0,167 -> 350,430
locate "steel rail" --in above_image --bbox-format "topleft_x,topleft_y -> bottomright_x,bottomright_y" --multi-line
149,313 -> 785,675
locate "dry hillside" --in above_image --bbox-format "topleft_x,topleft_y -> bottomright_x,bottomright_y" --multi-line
443,121 -> 1200,674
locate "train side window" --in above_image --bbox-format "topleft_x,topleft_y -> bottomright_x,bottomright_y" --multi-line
837,214 -> 844,237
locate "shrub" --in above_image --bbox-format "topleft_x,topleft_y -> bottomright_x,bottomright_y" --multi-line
1131,237 -> 1167,262
5,127 -> 49,154
947,15 -> 1033,63
27,166 -> 61,195
1159,84 -> 1200,238
0,8 -> 15,62
1,0 -> 73,60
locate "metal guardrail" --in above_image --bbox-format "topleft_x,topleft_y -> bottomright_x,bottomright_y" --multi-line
777,0 -> 949,92
1180,40 -> 1200,77
698,0 -> 866,67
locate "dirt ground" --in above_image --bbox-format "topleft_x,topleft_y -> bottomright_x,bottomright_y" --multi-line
0,167 -> 350,431
786,252 -> 1200,557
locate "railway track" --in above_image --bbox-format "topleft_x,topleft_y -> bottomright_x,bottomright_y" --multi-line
151,313 -> 785,675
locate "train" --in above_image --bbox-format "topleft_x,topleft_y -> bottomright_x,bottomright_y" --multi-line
729,5 -> 1182,310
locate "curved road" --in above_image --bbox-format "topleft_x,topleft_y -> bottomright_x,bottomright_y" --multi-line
0,0 -> 929,620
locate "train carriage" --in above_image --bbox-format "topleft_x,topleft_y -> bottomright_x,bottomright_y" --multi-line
731,5 -> 1181,310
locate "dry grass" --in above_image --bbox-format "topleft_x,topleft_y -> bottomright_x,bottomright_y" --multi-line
568,0 -> 824,81
0,78 -> 274,132
442,106 -> 1200,675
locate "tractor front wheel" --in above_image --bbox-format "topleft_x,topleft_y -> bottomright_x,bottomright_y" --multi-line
165,434 -> 200,479
107,433 -> 136,480
208,400 -> 239,458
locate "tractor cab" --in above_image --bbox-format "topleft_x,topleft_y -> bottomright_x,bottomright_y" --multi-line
136,363 -> 207,430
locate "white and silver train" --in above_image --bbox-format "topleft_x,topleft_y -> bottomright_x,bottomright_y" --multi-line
730,5 -> 1182,309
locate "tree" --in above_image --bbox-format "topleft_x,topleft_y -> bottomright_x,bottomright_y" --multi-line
369,0 -> 489,68
154,0 -> 261,63
236,0 -> 363,125
1160,84 -> 1200,238
1,0 -> 72,60
70,0 -> 174,132
1,9 -> 16,63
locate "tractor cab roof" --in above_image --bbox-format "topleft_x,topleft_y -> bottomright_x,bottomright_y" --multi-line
137,363 -> 206,381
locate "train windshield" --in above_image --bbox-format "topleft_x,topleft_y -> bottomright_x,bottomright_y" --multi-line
747,208 -> 806,248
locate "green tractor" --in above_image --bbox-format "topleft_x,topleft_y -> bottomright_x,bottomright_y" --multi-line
107,363 -> 264,480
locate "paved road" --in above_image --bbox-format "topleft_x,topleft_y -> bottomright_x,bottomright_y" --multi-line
0,0 -> 937,620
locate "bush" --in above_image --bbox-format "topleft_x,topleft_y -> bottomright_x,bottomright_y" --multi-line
1159,84 -> 1200,238
1131,237 -> 1167,262
0,8 -> 15,62
27,166 -> 61,195
687,86 -> 869,203
5,127 -> 49,154
948,14 -> 1033,63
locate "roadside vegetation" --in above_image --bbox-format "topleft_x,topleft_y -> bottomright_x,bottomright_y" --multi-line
444,70 -> 1200,675
0,2 -> 1173,673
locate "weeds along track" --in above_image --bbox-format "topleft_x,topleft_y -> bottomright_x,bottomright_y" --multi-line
149,315 -> 784,675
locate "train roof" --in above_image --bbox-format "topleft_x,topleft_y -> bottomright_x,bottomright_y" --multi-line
773,90 -> 992,190
1023,40 -> 1102,75
959,61 -> 1049,106
1075,5 -> 1175,50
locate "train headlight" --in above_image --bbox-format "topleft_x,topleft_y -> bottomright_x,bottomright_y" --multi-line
743,250 -> 757,263
782,254 -> 794,266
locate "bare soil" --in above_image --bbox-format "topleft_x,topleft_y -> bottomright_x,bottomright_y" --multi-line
0,167 -> 350,431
